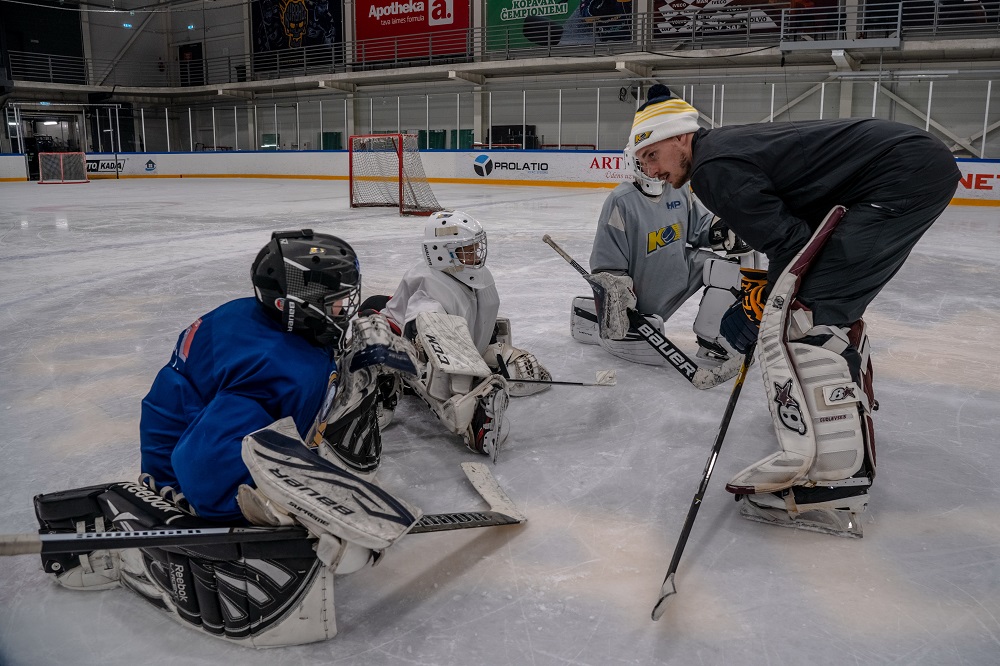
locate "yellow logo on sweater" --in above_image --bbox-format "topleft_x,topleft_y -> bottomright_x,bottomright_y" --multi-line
647,224 -> 681,254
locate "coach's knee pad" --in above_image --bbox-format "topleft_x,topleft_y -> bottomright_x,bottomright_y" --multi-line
570,296 -> 599,344
693,257 -> 741,361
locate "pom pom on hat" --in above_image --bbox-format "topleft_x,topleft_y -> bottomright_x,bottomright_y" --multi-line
642,84 -> 673,109
627,90 -> 700,155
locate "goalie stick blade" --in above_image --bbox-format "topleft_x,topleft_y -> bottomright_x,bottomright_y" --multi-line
461,462 -> 526,522
410,510 -> 522,534
651,573 -> 677,621
692,354 -> 744,390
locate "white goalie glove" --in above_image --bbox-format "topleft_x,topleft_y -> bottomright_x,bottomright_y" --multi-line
484,342 -> 551,396
587,272 -> 636,340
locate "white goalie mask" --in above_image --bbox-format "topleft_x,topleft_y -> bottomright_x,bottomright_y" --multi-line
624,144 -> 664,197
422,211 -> 491,289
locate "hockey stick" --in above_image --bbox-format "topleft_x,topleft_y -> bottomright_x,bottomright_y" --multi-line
650,345 -> 754,620
504,371 -> 616,388
650,205 -> 849,618
0,463 -> 525,556
495,352 -> 616,387
541,235 -> 738,390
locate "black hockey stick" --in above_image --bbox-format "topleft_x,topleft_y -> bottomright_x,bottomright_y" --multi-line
495,353 -> 616,387
0,463 -> 525,556
541,234 -> 739,389
650,345 -> 754,620
650,205 -> 848,618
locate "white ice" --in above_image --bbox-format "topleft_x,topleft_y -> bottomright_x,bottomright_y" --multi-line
1,180 -> 998,665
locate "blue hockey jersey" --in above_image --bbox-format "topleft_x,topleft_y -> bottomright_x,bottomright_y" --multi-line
140,298 -> 335,521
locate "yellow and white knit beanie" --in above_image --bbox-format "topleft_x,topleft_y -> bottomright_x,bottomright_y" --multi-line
628,88 -> 700,154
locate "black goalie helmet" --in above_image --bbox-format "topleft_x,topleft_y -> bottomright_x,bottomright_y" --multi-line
251,229 -> 361,349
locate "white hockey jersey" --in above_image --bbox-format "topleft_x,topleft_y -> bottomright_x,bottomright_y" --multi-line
589,181 -> 716,320
382,263 -> 501,353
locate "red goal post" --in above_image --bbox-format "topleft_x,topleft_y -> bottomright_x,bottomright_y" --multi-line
38,152 -> 89,184
349,133 -> 442,216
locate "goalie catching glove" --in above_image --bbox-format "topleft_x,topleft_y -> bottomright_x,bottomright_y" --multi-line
587,271 -> 636,340
484,343 -> 552,396
719,268 -> 767,354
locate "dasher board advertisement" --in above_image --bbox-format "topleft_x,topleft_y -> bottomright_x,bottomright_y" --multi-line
354,0 -> 470,62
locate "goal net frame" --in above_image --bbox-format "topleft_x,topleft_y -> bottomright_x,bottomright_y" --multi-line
38,152 -> 90,184
349,133 -> 442,216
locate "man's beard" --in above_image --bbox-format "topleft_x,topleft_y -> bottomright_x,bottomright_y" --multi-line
675,154 -> 692,186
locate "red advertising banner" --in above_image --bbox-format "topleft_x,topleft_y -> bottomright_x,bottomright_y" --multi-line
354,0 -> 470,62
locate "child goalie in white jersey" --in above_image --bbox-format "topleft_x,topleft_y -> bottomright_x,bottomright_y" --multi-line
363,211 -> 552,461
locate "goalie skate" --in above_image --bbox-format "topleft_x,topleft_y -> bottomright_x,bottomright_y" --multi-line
735,481 -> 869,538
467,382 -> 509,463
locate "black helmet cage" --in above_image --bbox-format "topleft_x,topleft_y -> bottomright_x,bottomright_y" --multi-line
252,229 -> 361,349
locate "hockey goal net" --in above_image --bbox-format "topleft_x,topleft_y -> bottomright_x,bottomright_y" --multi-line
38,152 -> 89,184
349,134 -> 442,216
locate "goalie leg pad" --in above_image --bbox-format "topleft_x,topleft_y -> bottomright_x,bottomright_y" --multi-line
570,296 -> 599,345
243,417 -> 422,551
33,484 -> 123,590
597,314 -> 668,367
693,257 -> 741,362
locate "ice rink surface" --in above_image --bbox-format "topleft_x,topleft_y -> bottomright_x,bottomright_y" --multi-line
1,179 -> 998,665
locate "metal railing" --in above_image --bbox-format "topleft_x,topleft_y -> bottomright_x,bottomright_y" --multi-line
8,2 -> 1000,89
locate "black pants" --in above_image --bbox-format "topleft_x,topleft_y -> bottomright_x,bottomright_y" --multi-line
797,151 -> 960,327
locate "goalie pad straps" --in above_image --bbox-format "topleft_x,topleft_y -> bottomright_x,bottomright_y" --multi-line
725,206 -> 851,495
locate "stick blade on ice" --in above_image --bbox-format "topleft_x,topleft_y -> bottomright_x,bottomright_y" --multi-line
596,369 -> 616,386
651,573 -> 677,621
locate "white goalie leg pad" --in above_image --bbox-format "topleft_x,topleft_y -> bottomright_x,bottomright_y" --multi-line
407,370 -> 509,440
726,207 -> 849,495
693,257 -> 740,361
598,313 -> 668,367
242,417 -> 422,551
570,296 -> 599,345
415,311 -> 492,378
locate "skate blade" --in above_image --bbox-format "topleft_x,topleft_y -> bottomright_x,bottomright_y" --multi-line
738,498 -> 864,539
